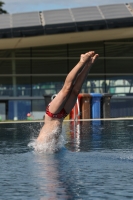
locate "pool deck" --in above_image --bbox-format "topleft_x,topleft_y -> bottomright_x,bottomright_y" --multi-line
0,117 -> 133,123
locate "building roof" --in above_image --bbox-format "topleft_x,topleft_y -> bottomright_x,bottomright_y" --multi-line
1,3 -> 133,38
0,3 -> 133,49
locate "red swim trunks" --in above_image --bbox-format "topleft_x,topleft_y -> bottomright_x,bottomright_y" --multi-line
46,104 -> 68,119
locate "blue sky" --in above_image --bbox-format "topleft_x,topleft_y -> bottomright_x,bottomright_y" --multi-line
3,0 -> 129,14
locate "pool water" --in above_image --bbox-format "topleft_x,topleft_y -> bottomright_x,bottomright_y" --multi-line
0,120 -> 133,199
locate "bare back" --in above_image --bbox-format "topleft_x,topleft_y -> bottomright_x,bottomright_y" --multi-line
37,114 -> 63,143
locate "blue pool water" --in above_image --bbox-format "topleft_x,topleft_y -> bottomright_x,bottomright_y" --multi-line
0,120 -> 133,199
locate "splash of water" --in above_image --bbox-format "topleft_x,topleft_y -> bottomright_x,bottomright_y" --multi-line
28,127 -> 65,154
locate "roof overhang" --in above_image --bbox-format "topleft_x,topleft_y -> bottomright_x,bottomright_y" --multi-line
0,27 -> 133,50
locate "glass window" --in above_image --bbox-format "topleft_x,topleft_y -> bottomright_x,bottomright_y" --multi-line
31,100 -> 46,120
105,41 -> 133,95
32,45 -> 68,74
16,60 -> 31,74
0,60 -> 12,74
0,77 -> 13,96
68,42 -> 104,73
106,75 -> 133,96
32,77 -> 64,96
16,77 -> 31,96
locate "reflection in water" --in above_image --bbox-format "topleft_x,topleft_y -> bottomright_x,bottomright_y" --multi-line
65,120 -> 101,152
69,121 -> 81,152
91,120 -> 102,149
32,153 -> 71,200
65,120 -> 133,152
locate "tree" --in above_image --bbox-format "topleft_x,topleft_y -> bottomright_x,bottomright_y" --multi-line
0,1 -> 7,14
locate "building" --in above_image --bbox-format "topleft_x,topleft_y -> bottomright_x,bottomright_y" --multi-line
0,3 -> 133,120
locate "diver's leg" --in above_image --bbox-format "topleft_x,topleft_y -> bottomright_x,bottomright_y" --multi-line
64,53 -> 99,113
48,51 -> 95,114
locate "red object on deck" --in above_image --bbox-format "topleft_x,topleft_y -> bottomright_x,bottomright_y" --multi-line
70,94 -> 82,120
27,113 -> 31,117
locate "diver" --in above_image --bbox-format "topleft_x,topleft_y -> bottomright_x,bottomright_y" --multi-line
37,51 -> 99,144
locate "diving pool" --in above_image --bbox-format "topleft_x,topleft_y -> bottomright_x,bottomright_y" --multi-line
0,120 -> 133,199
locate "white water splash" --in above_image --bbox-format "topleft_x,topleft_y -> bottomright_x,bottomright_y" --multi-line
119,151 -> 133,161
28,127 -> 65,154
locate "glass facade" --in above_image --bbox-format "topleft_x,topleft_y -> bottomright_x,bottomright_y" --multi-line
0,39 -> 133,120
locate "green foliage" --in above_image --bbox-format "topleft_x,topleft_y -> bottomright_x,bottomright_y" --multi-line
0,1 -> 7,14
